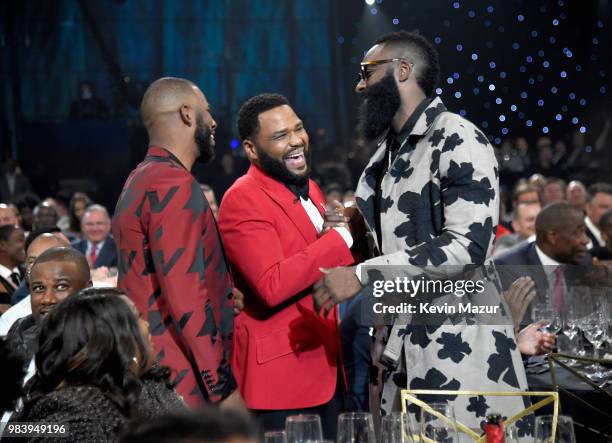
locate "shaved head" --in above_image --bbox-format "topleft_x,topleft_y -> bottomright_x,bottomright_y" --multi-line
535,202 -> 582,234
139,77 -> 217,169
28,233 -> 69,254
140,77 -> 200,129
33,246 -> 91,284
535,202 -> 589,263
26,233 -> 71,273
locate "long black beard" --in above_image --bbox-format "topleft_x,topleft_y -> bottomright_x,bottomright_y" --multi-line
194,113 -> 215,164
357,72 -> 401,141
255,145 -> 311,186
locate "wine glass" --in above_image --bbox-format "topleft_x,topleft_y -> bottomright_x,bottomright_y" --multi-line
381,412 -> 415,443
337,412 -> 376,443
532,304 -> 562,335
285,415 -> 323,443
534,415 -> 576,443
580,293 -> 609,380
582,316 -> 608,380
264,431 -> 287,443
560,298 -> 584,366
420,402 -> 460,442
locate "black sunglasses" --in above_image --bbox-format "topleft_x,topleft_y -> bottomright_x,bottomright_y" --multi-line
358,58 -> 413,82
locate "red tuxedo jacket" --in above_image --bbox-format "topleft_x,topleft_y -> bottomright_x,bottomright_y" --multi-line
218,165 -> 354,410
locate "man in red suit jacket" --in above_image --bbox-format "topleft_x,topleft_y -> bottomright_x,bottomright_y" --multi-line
218,94 -> 355,438
112,77 -> 245,412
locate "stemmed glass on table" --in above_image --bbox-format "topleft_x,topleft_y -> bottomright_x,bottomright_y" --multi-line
380,412 -> 416,443
578,291 -> 610,380
419,402 -> 460,443
532,304 -> 562,336
534,415 -> 576,443
336,413 -> 376,443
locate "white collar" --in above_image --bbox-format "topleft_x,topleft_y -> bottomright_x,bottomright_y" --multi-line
584,216 -> 604,247
534,244 -> 561,274
0,264 -> 19,280
87,239 -> 106,251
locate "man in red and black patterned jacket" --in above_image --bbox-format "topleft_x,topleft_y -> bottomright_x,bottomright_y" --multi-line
112,77 -> 245,411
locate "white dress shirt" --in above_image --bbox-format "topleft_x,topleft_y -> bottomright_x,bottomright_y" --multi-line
584,216 -> 604,248
85,239 -> 106,260
0,264 -> 20,290
299,197 -> 353,247
535,244 -> 566,304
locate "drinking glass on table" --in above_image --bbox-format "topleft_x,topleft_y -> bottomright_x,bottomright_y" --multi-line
381,412 -> 415,443
337,412 -> 376,443
559,298 -> 584,365
580,294 -> 609,380
264,431 -> 287,443
532,304 -> 562,335
285,415 -> 323,443
534,415 -> 576,443
420,402 -> 460,443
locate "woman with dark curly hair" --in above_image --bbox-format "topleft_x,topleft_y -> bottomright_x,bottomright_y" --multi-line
11,287 -> 184,441
66,192 -> 91,239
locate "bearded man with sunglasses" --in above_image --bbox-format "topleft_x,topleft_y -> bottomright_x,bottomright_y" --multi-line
313,31 -> 531,432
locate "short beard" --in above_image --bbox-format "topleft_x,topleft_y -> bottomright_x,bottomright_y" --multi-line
255,145 -> 311,186
357,71 -> 401,141
194,113 -> 215,163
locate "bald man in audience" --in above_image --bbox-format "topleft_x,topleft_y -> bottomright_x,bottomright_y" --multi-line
0,232 -> 70,335
4,247 -> 92,373
566,180 -> 587,214
113,77 -> 245,412
1,247 -> 92,427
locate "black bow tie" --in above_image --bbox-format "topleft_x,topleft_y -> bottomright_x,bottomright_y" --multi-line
286,182 -> 310,201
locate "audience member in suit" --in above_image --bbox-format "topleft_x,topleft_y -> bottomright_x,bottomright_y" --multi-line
495,202 -> 590,326
1,246 -> 94,432
1,230 -> 71,328
590,209 -> 612,261
0,225 -> 25,314
585,182 -> 612,249
71,204 -> 117,269
0,159 -> 32,203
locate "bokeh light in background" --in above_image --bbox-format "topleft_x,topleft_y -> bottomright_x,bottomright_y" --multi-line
337,0 -> 610,147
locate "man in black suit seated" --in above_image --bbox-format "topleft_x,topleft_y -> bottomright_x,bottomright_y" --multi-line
71,204 -> 117,269
494,202 -> 590,326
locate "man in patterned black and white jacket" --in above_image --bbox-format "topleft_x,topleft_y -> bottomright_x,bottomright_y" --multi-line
314,31 -> 533,435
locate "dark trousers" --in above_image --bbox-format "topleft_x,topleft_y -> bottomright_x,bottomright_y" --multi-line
253,372 -> 344,440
